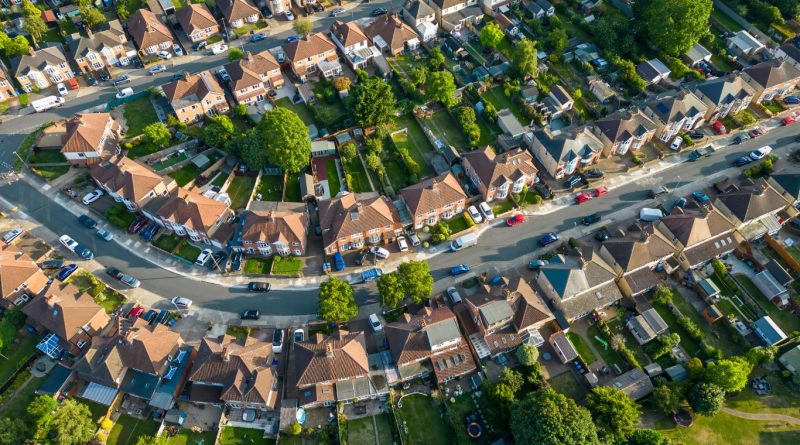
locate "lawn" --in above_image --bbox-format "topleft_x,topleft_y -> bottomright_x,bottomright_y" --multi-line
547,371 -> 586,401
667,288 -> 748,357
347,416 -> 377,445
275,97 -> 315,125
244,258 -> 271,274
105,203 -> 138,231
271,256 -> 303,276
481,86 -> 527,123
475,115 -> 502,147
445,394 -> 492,445
77,398 -> 110,422
444,215 -> 471,235
395,115 -> 436,171
211,171 -> 228,187
175,243 -> 201,263
153,233 -> 182,252
66,271 -> 127,313
586,323 -> 630,372
325,159 -> 341,197
31,165 -> 70,180
225,326 -> 251,340
566,332 -> 598,365
0,376 -> 44,419
710,8 -> 744,32
107,414 -> 160,445
226,175 -> 257,209
735,274 -> 800,334
428,109 -> 469,148
256,174 -> 283,201
343,157 -> 373,193
0,334 -> 38,386
126,140 -> 168,159
397,394 -> 452,445
151,151 -> 191,171
654,410 -> 800,445
652,302 -> 703,358
285,176 -> 302,202
163,430 -> 218,445
491,199 -> 515,216
29,149 -> 67,164
218,427 -> 275,445
168,163 -> 202,187
383,158 -> 408,189
122,97 -> 159,138
392,133 -> 434,178
786,246 -> 800,264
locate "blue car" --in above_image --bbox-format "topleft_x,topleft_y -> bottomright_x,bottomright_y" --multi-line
250,33 -> 267,42
231,252 -> 243,271
78,215 -> 97,229
57,264 -> 78,281
733,156 -> 752,167
450,264 -> 471,276
74,244 -> 94,260
673,197 -> 687,210
783,95 -> 800,105
333,252 -> 346,271
692,191 -> 710,203
96,228 -> 113,241
539,232 -> 560,246
286,35 -> 300,43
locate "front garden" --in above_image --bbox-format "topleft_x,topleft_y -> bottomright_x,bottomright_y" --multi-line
66,271 -> 127,313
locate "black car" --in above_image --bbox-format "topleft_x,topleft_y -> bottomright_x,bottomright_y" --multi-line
372,7 -> 388,16
260,6 -> 273,18
733,156 -> 753,167
112,75 -> 130,85
354,251 -> 369,266
78,214 -> 97,229
582,213 -> 601,226
241,310 -> 261,320
98,72 -> 111,82
106,267 -> 124,280
689,130 -> 705,140
248,281 -> 271,292
534,183 -> 552,200
595,229 -> 610,241
582,169 -> 604,180
563,175 -> 584,189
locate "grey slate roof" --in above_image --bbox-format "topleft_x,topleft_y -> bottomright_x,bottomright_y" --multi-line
646,90 -> 707,125
607,368 -> 653,400
532,127 -> 603,163
66,20 -> 128,59
13,44 -> 68,77
691,74 -> 755,107
716,178 -> 790,223
593,109 -> 657,144
403,0 -> 434,19
426,317 -> 461,348
743,59 -> 800,89
770,170 -> 800,201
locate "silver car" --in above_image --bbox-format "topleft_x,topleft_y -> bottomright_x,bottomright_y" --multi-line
446,286 -> 462,304
121,274 -> 141,288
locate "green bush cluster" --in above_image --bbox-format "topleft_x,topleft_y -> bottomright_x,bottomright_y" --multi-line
454,107 -> 481,145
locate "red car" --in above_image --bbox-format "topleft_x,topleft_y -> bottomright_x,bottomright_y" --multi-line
711,121 -> 727,135
506,214 -> 525,226
576,192 -> 593,204
782,115 -> 797,126
592,186 -> 608,197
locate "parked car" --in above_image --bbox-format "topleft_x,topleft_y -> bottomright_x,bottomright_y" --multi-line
534,183 -> 552,199
575,191 -> 593,204
734,133 -> 750,144
783,95 -> 800,105
506,214 -> 525,226
115,87 -> 134,99
217,67 -> 230,82
128,217 -> 148,234
711,120 -> 727,134
563,175 -> 584,189
148,64 -> 166,75
446,286 -> 462,304
250,33 -> 267,42
734,155 -> 753,166
241,310 -> 260,320
192,41 -> 208,51
82,189 -> 104,205
748,126 -> 765,138
692,191 -> 711,204
670,136 -> 683,151
397,236 -> 409,252
171,296 -> 193,308
57,264 -> 78,281
370,246 -> 390,259
409,233 -> 421,247
195,248 -> 213,266
112,75 -> 130,85
293,328 -> 304,343
173,43 -> 183,56
57,82 -> 68,96
478,202 -> 495,220
2,228 -> 23,245
749,145 -> 773,160
330,7 -> 345,16
157,51 -> 172,59
368,313 -> 383,332
272,329 -> 284,353
582,213 -> 601,225
285,10 -> 295,20
74,244 -> 94,260
593,186 -> 608,197
371,7 -> 388,16
333,252 -> 346,271
106,267 -> 124,280
78,214 -> 97,229
583,169 -> 604,180
650,186 -> 670,199
467,205 -> 484,224
595,229 -> 610,241
248,281 -> 271,292
539,232 -> 559,246
94,228 -> 112,241
689,130 -> 705,140
120,274 -> 141,288
41,259 -> 65,269
450,264 -> 471,276
781,115 -> 797,126
231,252 -> 243,271
210,44 -> 228,55
286,34 -> 300,43
528,259 -> 549,269
59,234 -> 78,251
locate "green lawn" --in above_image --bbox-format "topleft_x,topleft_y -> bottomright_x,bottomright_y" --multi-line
383,158 -> 408,189
175,243 -> 201,263
256,174 -> 283,201
481,86 -> 526,123
655,410 -> 800,445
445,394 -> 491,445
735,274 -> 800,334
126,140 -> 168,159
444,215 -> 471,235
0,376 -> 44,419
151,151 -> 191,171
275,97 -> 315,125
76,398 -> 110,423
31,165 -> 70,180
211,171 -> 228,187
710,8 -> 744,32
168,163 -> 202,187
373,413 -> 395,445
325,159 -> 341,197
218,427 -> 275,445
285,175 -> 302,202
491,199 -> 515,216
397,394 -> 452,445
108,414 -> 160,445
566,332 -> 598,365
547,371 -> 586,401
475,114 -> 502,147
29,150 -> 67,164
226,175 -> 257,209
244,258 -> 271,274
786,246 -> 800,264
66,272 -> 127,314
429,109 -> 469,148
668,288 -> 748,357
104,203 -> 138,231
271,256 -> 303,276
343,157 -> 372,193
163,430 -> 218,445
652,302 -> 703,358
394,114 -> 436,175
347,416 -> 378,445
97,288 -> 127,314
122,97 -> 159,138
586,323 -> 630,372
225,326 -> 251,340
0,334 -> 39,385
153,233 -> 182,252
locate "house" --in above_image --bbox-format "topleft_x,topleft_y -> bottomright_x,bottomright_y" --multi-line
525,1 -> 545,19
454,277 -> 554,359
537,0 -> 555,16
176,4 -> 220,43
752,270 -> 789,307
690,74 -> 755,122
658,204 -> 741,270
385,306 -> 476,383
150,187 -> 234,246
753,316 -> 787,346
535,249 -> 623,322
520,83 -> 539,103
683,43 -> 712,67
13,45 -> 72,92
599,223 -> 678,297
726,30 -> 764,60
66,20 -> 132,74
605,368 -> 654,400
291,330 -> 372,408
0,64 -> 17,102
526,126 -> 604,179
364,14 -> 421,57
401,0 -> 437,42
238,202 -> 309,256
636,58 -> 671,85
224,50 -> 283,106
494,13 -> 518,37
318,192 -> 402,255
549,331 -> 578,363
0,245 -> 48,308
283,32 -> 340,81
162,70 -> 229,123
60,113 -> 122,166
592,108 -> 658,157
311,140 -> 336,158
329,21 -> 379,70
741,59 -> 800,104
462,147 -> 538,202
778,345 -> 800,375
626,308 -> 668,345
643,90 -> 707,142
588,76 -> 614,104
775,43 -> 800,69
217,0 -> 261,29
769,169 -> 800,206
23,282 -> 110,358
127,9 -> 175,57
400,172 -> 466,229
542,84 -> 574,117
496,109 -> 526,139
90,156 -> 177,212
427,0 -> 485,32
188,333 -> 278,414
714,178 -> 796,240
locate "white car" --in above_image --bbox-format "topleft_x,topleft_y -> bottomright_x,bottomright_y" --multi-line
115,87 -> 134,99
195,248 -> 213,266
397,236 -> 409,252
157,51 -> 172,59
749,145 -> 773,160
57,82 -> 68,97
370,246 -> 390,259
670,136 -> 683,151
478,202 -> 495,220
148,64 -> 166,75
285,10 -> 295,20
173,43 -> 183,56
82,189 -> 104,205
409,233 -> 421,247
59,234 -> 78,252
467,205 -> 484,224
171,296 -> 193,308
368,313 -> 383,332
211,44 -> 228,55
2,228 -> 23,245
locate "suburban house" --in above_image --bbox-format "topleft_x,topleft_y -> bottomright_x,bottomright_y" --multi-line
643,90 -> 707,142
592,109 -> 658,157
60,113 -> 122,166
0,67 -> 17,102
224,51 -> 283,106
658,204 -> 741,270
726,30 -> 764,60
494,13 -> 518,38
127,9 -> 175,57
690,74 -> 755,122
13,45 -> 72,92
526,126 -> 604,179
598,223 -> 679,297
162,70 -> 229,123
775,43 -> 800,69
23,282 -> 111,358
683,43 -> 712,67
401,0 -> 437,42
283,32 -> 340,81
427,0 -> 485,32
462,147 -> 538,202
218,0 -> 262,29
714,178 -> 796,240
238,202 -> 309,257
588,76 -> 615,104
318,192 -> 402,255
66,20 -> 132,74
89,156 -> 177,212
268,0 -> 291,15
0,245 -> 48,308
542,85 -> 574,117
188,333 -> 279,417
176,3 -> 220,43
399,172 -> 467,230
535,249 -> 623,322
454,277 -> 554,359
636,58 -> 671,85
537,0 -> 555,16
291,330 -> 372,408
626,308 -> 668,345
329,21 -> 379,70
384,306 -> 476,384
769,169 -> 800,206
740,59 -> 800,104
364,14 -> 421,57
150,188 -> 234,246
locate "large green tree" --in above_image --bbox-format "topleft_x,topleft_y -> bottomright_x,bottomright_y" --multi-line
487,368 -> 525,427
143,122 -> 171,147
687,382 -> 725,417
203,114 -> 235,149
516,343 -> 539,367
627,429 -> 672,445
396,260 -> 433,304
377,271 -> 404,308
633,0 -> 713,55
27,394 -> 58,433
651,385 -> 682,416
479,22 -> 504,49
257,108 -> 310,174
80,6 -> 105,29
353,78 -> 396,127
22,0 -> 46,46
318,277 -> 357,323
587,386 -> 641,444
704,356 -> 752,393
0,418 -> 28,445
426,71 -> 457,107
428,47 -> 445,70
513,39 -> 538,78
228,130 -> 265,169
48,400 -> 96,445
293,18 -> 312,36
510,387 -> 600,445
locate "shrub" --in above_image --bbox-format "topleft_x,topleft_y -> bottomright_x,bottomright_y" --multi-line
100,419 -> 113,430
464,212 -> 475,227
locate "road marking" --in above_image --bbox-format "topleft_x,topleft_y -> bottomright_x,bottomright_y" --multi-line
42,184 -> 51,191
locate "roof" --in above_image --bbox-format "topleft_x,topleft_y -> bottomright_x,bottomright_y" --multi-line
626,315 -> 657,344
659,205 -> 738,266
601,223 -> 678,272
66,20 -> 127,59
0,245 -> 45,299
637,58 -> 670,82
743,59 -> 800,89
728,30 -> 764,52
539,251 -> 617,299
37,364 -> 73,395
23,282 -> 109,345
770,169 -> 800,201
549,331 -> 578,362
606,368 -> 653,400
90,156 -> 175,205
753,316 -> 787,346
691,74 -> 755,107
13,45 -> 68,78
460,278 -> 553,339
403,0 -> 435,19
240,203 -> 308,250
61,113 -> 116,155
330,21 -> 369,48
462,147 -> 537,189
400,172 -> 466,217
641,308 -> 668,334
777,43 -> 800,64
176,4 -> 218,35
496,109 -> 526,136
752,270 -> 787,300
364,15 -> 420,51
549,85 -> 573,106
645,90 -> 707,125
224,50 -> 280,92
532,127 -> 603,163
162,70 -> 225,110
779,345 -> 800,374
429,0 -> 466,9
716,178 -> 790,223
593,109 -> 657,144
685,43 -> 712,64
764,260 -> 793,286
318,193 -> 401,248
664,364 -> 688,381
283,33 -> 336,63
293,330 -> 369,388
218,0 -> 260,23
127,9 -> 173,49
156,187 -> 232,233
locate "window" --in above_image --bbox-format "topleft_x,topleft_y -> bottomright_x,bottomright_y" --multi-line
76,339 -> 87,349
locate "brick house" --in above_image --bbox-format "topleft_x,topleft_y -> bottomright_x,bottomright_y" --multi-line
592,109 -> 658,157
318,192 -> 402,255
13,45 -> 73,92
0,245 -> 49,308
0,65 -> 17,102
162,71 -> 229,123
364,14 -> 421,57
66,20 -> 132,74
329,21 -> 378,70
643,90 -> 707,142
462,147 -> 538,202
223,50 -> 283,106
714,178 -> 797,240
741,59 -> 800,104
89,156 -> 177,211
689,74 -> 755,122
218,0 -> 261,29
658,204 -> 742,271
60,113 -> 122,166
148,188 -> 234,246
238,202 -> 309,257
127,9 -> 175,57
176,4 -> 220,42
427,0 -> 484,32
399,172 -> 466,230
283,32 -> 340,81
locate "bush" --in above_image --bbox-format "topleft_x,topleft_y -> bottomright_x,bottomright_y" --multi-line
464,213 -> 475,227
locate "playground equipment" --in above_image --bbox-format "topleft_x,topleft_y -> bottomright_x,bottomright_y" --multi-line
467,423 -> 482,439
594,336 -> 609,350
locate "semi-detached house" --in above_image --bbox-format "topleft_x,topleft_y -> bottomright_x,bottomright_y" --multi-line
238,202 -> 309,257
176,4 -> 220,43
364,14 -> 421,57
741,59 -> 800,104
13,45 -> 73,92
127,9 -> 175,57
329,21 -> 379,70
526,127 -> 604,179
462,147 -> 538,202
218,0 -> 262,29
89,156 -> 177,212
60,113 -> 122,166
163,71 -> 229,123
592,109 -> 658,157
147,187 -> 234,246
318,192 -> 402,255
643,90 -> 707,143
658,203 -> 741,271
427,0 -> 484,32
714,178 -> 797,240
0,245 -> 48,308
0,67 -> 17,102
399,172 -> 466,230
224,50 -> 283,106
67,20 -> 133,74
401,0 -> 437,42
283,33 -> 340,81
689,74 -> 755,122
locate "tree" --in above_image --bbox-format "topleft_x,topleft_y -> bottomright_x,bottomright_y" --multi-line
633,0 -> 713,56
318,277 -> 357,323
428,47 -> 445,70
711,258 -> 727,278
6,35 -> 30,57
332,76 -> 350,92
454,106 -> 480,144
396,260 -> 433,304
411,66 -> 427,87
143,122 -> 171,147
652,284 -> 673,305
116,3 -> 130,21
293,18 -> 313,36
516,343 -> 539,367
204,115 -> 235,148
48,400 -> 96,445
513,39 -> 538,78
376,271 -> 404,308
587,386 -> 641,443
338,142 -> 357,163
228,47 -> 244,61
627,429 -> 672,445
366,151 -> 382,176
510,387 -> 600,445
704,356 -> 752,393
545,27 -> 568,56
80,6 -> 105,29
0,418 -> 28,445
687,382 -> 725,416
487,368 -> 525,426
234,103 -> 247,116
27,394 -> 58,432
612,56 -> 647,94
22,0 -> 46,46
353,78 -> 396,127
289,420 -> 303,436
230,130 -> 267,169
427,70 -> 457,107
257,108 -> 310,174
0,31 -> 10,51
746,346 -> 777,366
479,22 -> 504,49
653,332 -> 681,359
651,385 -> 681,416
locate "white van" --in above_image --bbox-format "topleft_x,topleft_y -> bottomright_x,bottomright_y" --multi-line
195,249 -> 213,266
370,246 -> 390,259
115,87 -> 134,99
639,207 -> 664,222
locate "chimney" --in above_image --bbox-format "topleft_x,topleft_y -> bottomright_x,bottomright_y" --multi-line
246,51 -> 253,63
222,345 -> 230,362
325,341 -> 334,357
86,28 -> 94,39
27,45 -> 36,56
183,70 -> 191,81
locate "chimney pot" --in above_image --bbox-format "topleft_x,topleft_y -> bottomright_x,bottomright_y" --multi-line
27,45 -> 36,56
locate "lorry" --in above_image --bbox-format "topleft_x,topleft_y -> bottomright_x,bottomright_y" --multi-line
450,232 -> 478,251
361,268 -> 383,283
31,95 -> 65,112
687,145 -> 714,161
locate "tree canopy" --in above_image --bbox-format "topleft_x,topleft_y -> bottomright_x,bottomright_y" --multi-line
80,6 -> 105,29
143,122 -> 171,147
0,418 -> 28,445
396,260 -> 433,304
318,277 -> 357,323
516,343 -> 539,367
0,32 -> 30,58
377,271 -> 405,308
27,394 -> 58,432
353,78 -> 396,127
228,47 -> 244,61
428,47 -> 445,70
703,356 -> 752,393
587,386 -> 641,443
513,39 -> 538,78
22,0 -> 46,46
426,71 -> 457,107
257,108 -> 310,174
633,0 -> 713,55
293,18 -> 312,36
204,114 -> 235,149
651,385 -> 682,416
48,400 -> 96,445
627,429 -> 672,445
687,382 -> 725,416
479,22 -> 504,49
510,387 -> 600,445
